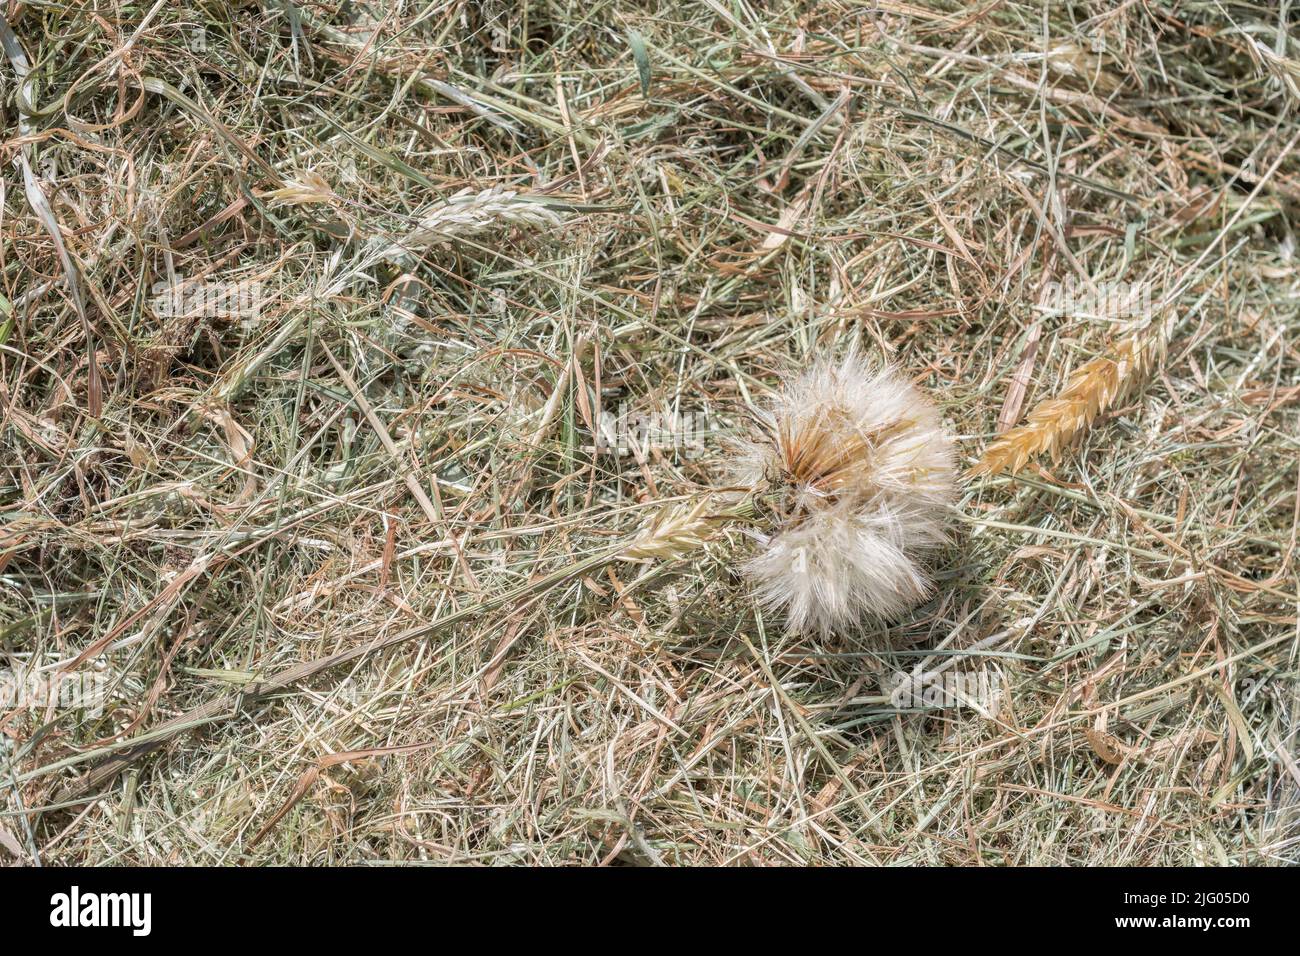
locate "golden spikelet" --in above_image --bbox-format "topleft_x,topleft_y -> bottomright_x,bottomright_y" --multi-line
972,330 -> 1160,477
620,498 -> 717,562
262,170 -> 336,208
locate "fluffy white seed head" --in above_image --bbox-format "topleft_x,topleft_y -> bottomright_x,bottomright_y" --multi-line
734,349 -> 955,635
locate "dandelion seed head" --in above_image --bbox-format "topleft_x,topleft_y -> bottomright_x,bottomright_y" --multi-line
735,349 -> 955,635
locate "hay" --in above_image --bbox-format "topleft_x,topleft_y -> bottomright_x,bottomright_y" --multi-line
2,1 -> 1298,865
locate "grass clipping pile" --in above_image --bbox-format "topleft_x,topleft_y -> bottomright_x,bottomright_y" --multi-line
2,2 -> 1299,865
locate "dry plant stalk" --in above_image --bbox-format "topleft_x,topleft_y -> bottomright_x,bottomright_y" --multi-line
972,328 -> 1161,477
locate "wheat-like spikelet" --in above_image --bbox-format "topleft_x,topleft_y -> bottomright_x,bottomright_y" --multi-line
1252,38 -> 1300,104
972,329 -> 1161,477
263,170 -> 336,208
732,348 -> 956,635
371,186 -> 565,261
620,497 -> 718,562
